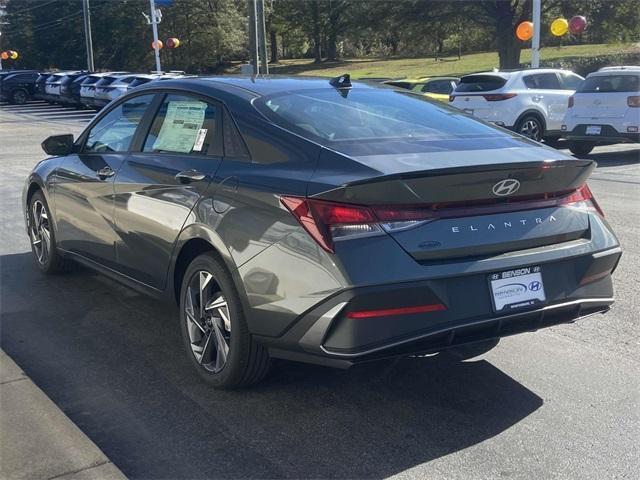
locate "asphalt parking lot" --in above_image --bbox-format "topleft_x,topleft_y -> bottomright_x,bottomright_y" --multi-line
1,101 -> 639,479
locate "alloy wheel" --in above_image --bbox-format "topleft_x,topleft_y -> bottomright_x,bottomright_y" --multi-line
30,200 -> 51,265
184,270 -> 231,373
519,118 -> 541,141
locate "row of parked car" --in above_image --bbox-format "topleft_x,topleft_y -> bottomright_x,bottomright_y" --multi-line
0,70 -> 184,110
383,66 -> 640,155
2,65 -> 638,154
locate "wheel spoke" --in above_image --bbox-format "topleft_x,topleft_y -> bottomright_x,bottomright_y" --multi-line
185,287 -> 205,334
199,331 -> 215,365
199,272 -> 212,319
213,321 -> 229,370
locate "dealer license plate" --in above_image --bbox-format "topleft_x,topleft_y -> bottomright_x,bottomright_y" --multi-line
586,125 -> 602,135
489,266 -> 546,312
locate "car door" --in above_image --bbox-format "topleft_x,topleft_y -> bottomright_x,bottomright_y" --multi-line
54,93 -> 156,270
523,73 -> 569,131
113,92 -> 223,289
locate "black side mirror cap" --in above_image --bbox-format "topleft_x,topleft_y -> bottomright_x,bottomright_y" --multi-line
41,134 -> 75,156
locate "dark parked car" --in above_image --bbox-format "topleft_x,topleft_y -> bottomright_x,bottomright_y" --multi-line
57,72 -> 90,107
23,76 -> 621,388
34,72 -> 53,101
0,70 -> 39,104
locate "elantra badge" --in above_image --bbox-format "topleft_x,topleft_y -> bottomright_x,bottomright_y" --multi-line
492,179 -> 521,196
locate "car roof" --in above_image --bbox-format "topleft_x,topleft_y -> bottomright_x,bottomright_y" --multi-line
462,68 -> 574,79
591,66 -> 640,76
194,75 -> 386,96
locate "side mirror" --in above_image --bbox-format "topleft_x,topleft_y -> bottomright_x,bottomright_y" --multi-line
41,134 -> 75,156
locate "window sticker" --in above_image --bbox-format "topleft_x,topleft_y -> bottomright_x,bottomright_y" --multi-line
153,101 -> 207,153
193,128 -> 208,152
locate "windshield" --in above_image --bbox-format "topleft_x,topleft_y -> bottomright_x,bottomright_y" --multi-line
254,88 -> 508,146
578,74 -> 639,93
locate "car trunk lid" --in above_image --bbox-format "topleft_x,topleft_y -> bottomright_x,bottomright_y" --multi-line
308,147 -> 596,260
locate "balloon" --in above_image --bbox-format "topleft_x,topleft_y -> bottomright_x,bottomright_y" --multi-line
516,21 -> 534,41
0,51 -> 8,60
9,50 -> 18,60
550,18 -> 569,36
166,37 -> 180,48
569,15 -> 587,35
151,40 -> 163,50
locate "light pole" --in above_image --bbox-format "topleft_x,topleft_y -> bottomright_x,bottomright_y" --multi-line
149,0 -> 162,73
532,0 -> 541,68
82,0 -> 95,71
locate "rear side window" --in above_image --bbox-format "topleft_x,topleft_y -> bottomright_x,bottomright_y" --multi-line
456,75 -> 507,92
143,94 -> 221,155
223,109 -> 251,161
84,94 -> 155,153
578,74 -> 640,93
523,73 -> 561,89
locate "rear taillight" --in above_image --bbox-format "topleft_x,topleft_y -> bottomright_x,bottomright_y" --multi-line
558,184 -> 605,217
628,96 -> 640,107
280,197 -> 382,252
483,93 -> 517,101
281,184 -> 604,252
568,95 -> 574,108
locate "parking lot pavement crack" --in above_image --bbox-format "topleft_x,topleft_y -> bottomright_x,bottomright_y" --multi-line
46,460 -> 112,480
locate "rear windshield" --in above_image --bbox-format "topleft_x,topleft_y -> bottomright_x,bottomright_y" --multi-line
456,75 -> 507,92
254,88 -> 509,146
578,74 -> 640,93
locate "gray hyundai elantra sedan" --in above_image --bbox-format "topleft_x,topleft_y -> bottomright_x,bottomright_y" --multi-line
23,75 -> 621,388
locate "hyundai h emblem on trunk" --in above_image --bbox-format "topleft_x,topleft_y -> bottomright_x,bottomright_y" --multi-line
492,179 -> 521,196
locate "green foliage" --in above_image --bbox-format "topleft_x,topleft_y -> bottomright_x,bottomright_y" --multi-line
0,0 -> 638,72
541,52 -> 640,76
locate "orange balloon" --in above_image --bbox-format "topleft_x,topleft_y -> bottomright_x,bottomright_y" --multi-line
1,51 -> 8,60
516,21 -> 534,41
151,40 -> 163,50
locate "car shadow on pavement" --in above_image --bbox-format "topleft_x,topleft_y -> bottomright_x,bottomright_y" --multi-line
1,252 -> 543,479
588,146 -> 640,166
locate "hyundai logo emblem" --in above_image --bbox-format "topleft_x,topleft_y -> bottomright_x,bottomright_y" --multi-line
492,178 -> 521,196
529,281 -> 542,291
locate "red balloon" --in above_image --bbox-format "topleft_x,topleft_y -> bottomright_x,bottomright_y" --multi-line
569,15 -> 587,35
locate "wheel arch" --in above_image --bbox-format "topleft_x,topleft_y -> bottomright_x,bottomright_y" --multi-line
514,109 -> 547,132
169,224 -> 238,305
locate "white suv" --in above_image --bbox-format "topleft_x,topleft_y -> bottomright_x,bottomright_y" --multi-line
450,68 -> 583,142
562,66 -> 640,156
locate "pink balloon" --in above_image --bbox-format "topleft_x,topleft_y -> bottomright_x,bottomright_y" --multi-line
569,15 -> 587,35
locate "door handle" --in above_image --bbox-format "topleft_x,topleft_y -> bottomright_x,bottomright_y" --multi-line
175,169 -> 206,183
96,166 -> 115,180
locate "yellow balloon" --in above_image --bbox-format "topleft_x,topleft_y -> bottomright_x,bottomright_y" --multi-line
551,18 -> 569,37
10,51 -> 19,60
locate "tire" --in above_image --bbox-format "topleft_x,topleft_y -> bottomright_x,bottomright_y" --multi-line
10,89 -> 28,105
515,114 -> 544,142
28,191 -> 67,274
447,338 -> 500,360
568,142 -> 595,157
179,252 -> 270,388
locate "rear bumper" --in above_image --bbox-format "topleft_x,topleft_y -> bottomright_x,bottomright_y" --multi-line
260,246 -> 621,367
564,125 -> 640,144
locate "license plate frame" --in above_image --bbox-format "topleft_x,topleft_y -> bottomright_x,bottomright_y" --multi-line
489,266 -> 546,313
586,125 -> 602,135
